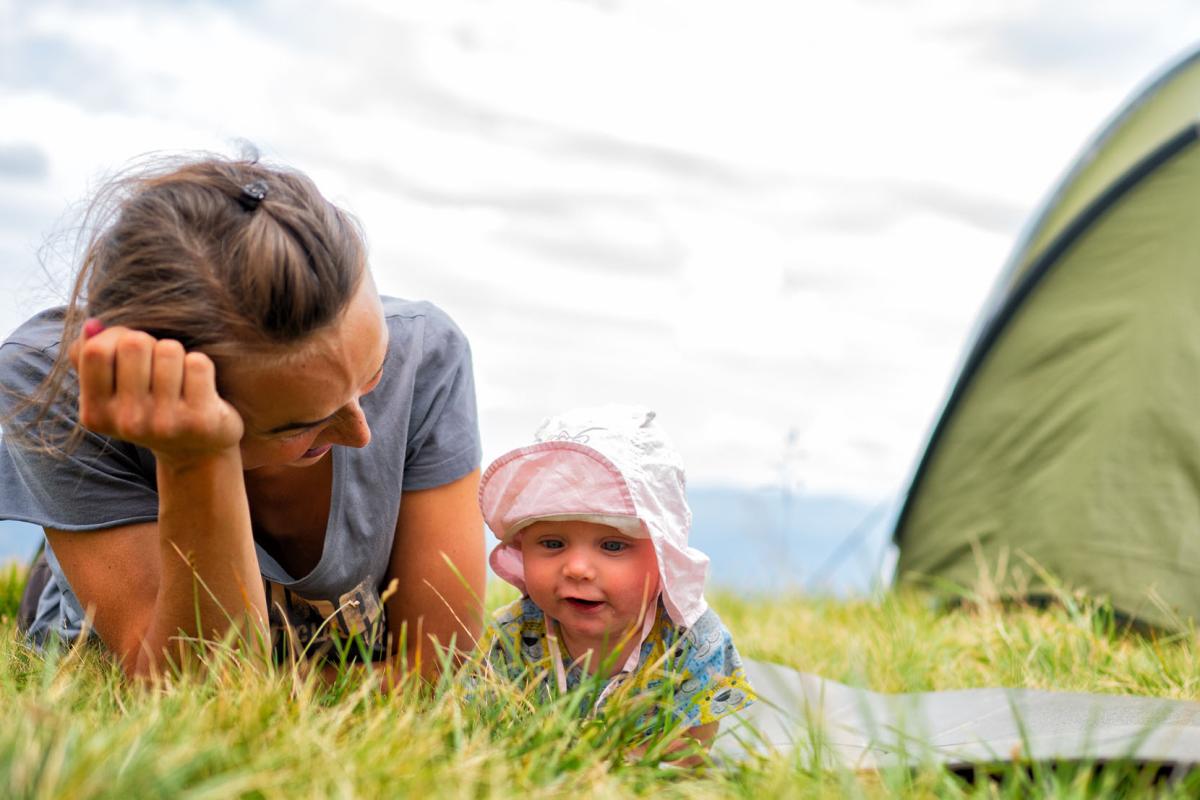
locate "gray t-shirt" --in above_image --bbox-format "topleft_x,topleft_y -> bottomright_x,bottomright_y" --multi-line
0,297 -> 481,657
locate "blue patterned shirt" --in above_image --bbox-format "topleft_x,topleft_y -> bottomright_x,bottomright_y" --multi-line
481,596 -> 754,728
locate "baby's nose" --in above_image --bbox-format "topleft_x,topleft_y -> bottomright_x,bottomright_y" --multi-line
562,552 -> 596,580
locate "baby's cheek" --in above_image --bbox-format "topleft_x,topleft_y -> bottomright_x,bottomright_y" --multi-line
616,562 -> 660,600
521,560 -> 556,599
633,547 -> 662,593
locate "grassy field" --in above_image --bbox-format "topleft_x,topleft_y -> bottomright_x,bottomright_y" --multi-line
1,563 -> 1198,799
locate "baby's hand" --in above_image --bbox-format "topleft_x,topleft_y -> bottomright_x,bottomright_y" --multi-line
625,722 -> 717,768
69,319 -> 245,466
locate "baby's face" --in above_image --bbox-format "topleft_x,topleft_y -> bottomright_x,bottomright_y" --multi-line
519,520 -> 660,651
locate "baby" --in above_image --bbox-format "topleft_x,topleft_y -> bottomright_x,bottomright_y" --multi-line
478,405 -> 753,752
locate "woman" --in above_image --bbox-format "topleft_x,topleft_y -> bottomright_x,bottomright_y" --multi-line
1,155 -> 485,679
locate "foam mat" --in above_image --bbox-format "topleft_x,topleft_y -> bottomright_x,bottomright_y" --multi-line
715,659 -> 1200,770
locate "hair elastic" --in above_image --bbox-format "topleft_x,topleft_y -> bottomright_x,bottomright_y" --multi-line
238,180 -> 268,211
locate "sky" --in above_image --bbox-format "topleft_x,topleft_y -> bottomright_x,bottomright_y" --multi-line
2,0 -> 1200,509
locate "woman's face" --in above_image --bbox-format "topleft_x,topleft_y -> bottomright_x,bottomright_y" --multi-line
221,274 -> 390,473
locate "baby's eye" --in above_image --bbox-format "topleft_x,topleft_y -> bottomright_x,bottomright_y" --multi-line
600,540 -> 628,553
539,539 -> 564,550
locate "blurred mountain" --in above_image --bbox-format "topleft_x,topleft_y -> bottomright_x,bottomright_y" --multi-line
0,487 -> 897,594
688,486 -> 893,595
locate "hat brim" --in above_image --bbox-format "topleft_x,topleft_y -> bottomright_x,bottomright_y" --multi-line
479,442 -> 639,542
505,512 -> 647,541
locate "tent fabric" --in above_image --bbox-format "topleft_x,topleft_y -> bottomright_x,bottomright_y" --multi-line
716,659 -> 1200,770
893,46 -> 1200,631
986,49 -> 1200,321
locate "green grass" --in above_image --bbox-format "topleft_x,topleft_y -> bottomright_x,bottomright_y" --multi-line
1,568 -> 1198,798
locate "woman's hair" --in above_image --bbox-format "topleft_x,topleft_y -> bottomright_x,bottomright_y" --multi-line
15,152 -> 368,448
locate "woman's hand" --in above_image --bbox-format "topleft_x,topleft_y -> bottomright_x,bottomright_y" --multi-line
69,319 -> 245,467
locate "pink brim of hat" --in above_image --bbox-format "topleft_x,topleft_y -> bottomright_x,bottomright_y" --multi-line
481,442 -> 640,542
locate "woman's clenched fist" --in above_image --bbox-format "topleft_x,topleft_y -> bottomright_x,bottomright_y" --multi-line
69,320 -> 245,466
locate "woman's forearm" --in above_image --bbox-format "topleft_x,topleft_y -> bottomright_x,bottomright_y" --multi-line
63,324 -> 265,676
134,450 -> 268,675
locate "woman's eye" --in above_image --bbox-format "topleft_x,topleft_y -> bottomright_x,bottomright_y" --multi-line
276,426 -> 317,442
601,541 -> 628,553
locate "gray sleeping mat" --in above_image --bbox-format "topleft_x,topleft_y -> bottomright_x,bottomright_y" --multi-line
715,659 -> 1200,770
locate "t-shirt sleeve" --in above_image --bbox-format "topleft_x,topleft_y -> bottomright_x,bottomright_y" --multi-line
400,304 -> 482,491
672,610 -> 756,727
0,341 -> 159,530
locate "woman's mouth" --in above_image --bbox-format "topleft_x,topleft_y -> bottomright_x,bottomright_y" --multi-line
301,444 -> 333,460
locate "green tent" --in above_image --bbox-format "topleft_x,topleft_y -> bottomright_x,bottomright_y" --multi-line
893,48 -> 1200,631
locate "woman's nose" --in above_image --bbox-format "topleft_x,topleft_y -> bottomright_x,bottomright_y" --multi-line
322,400 -> 372,449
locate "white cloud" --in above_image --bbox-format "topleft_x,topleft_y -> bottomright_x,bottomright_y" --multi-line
2,0 -> 1199,501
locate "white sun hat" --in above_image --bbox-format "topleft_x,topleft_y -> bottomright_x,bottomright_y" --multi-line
479,405 -> 710,628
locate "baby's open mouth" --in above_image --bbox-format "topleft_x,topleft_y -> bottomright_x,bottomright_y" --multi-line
564,598 -> 605,611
